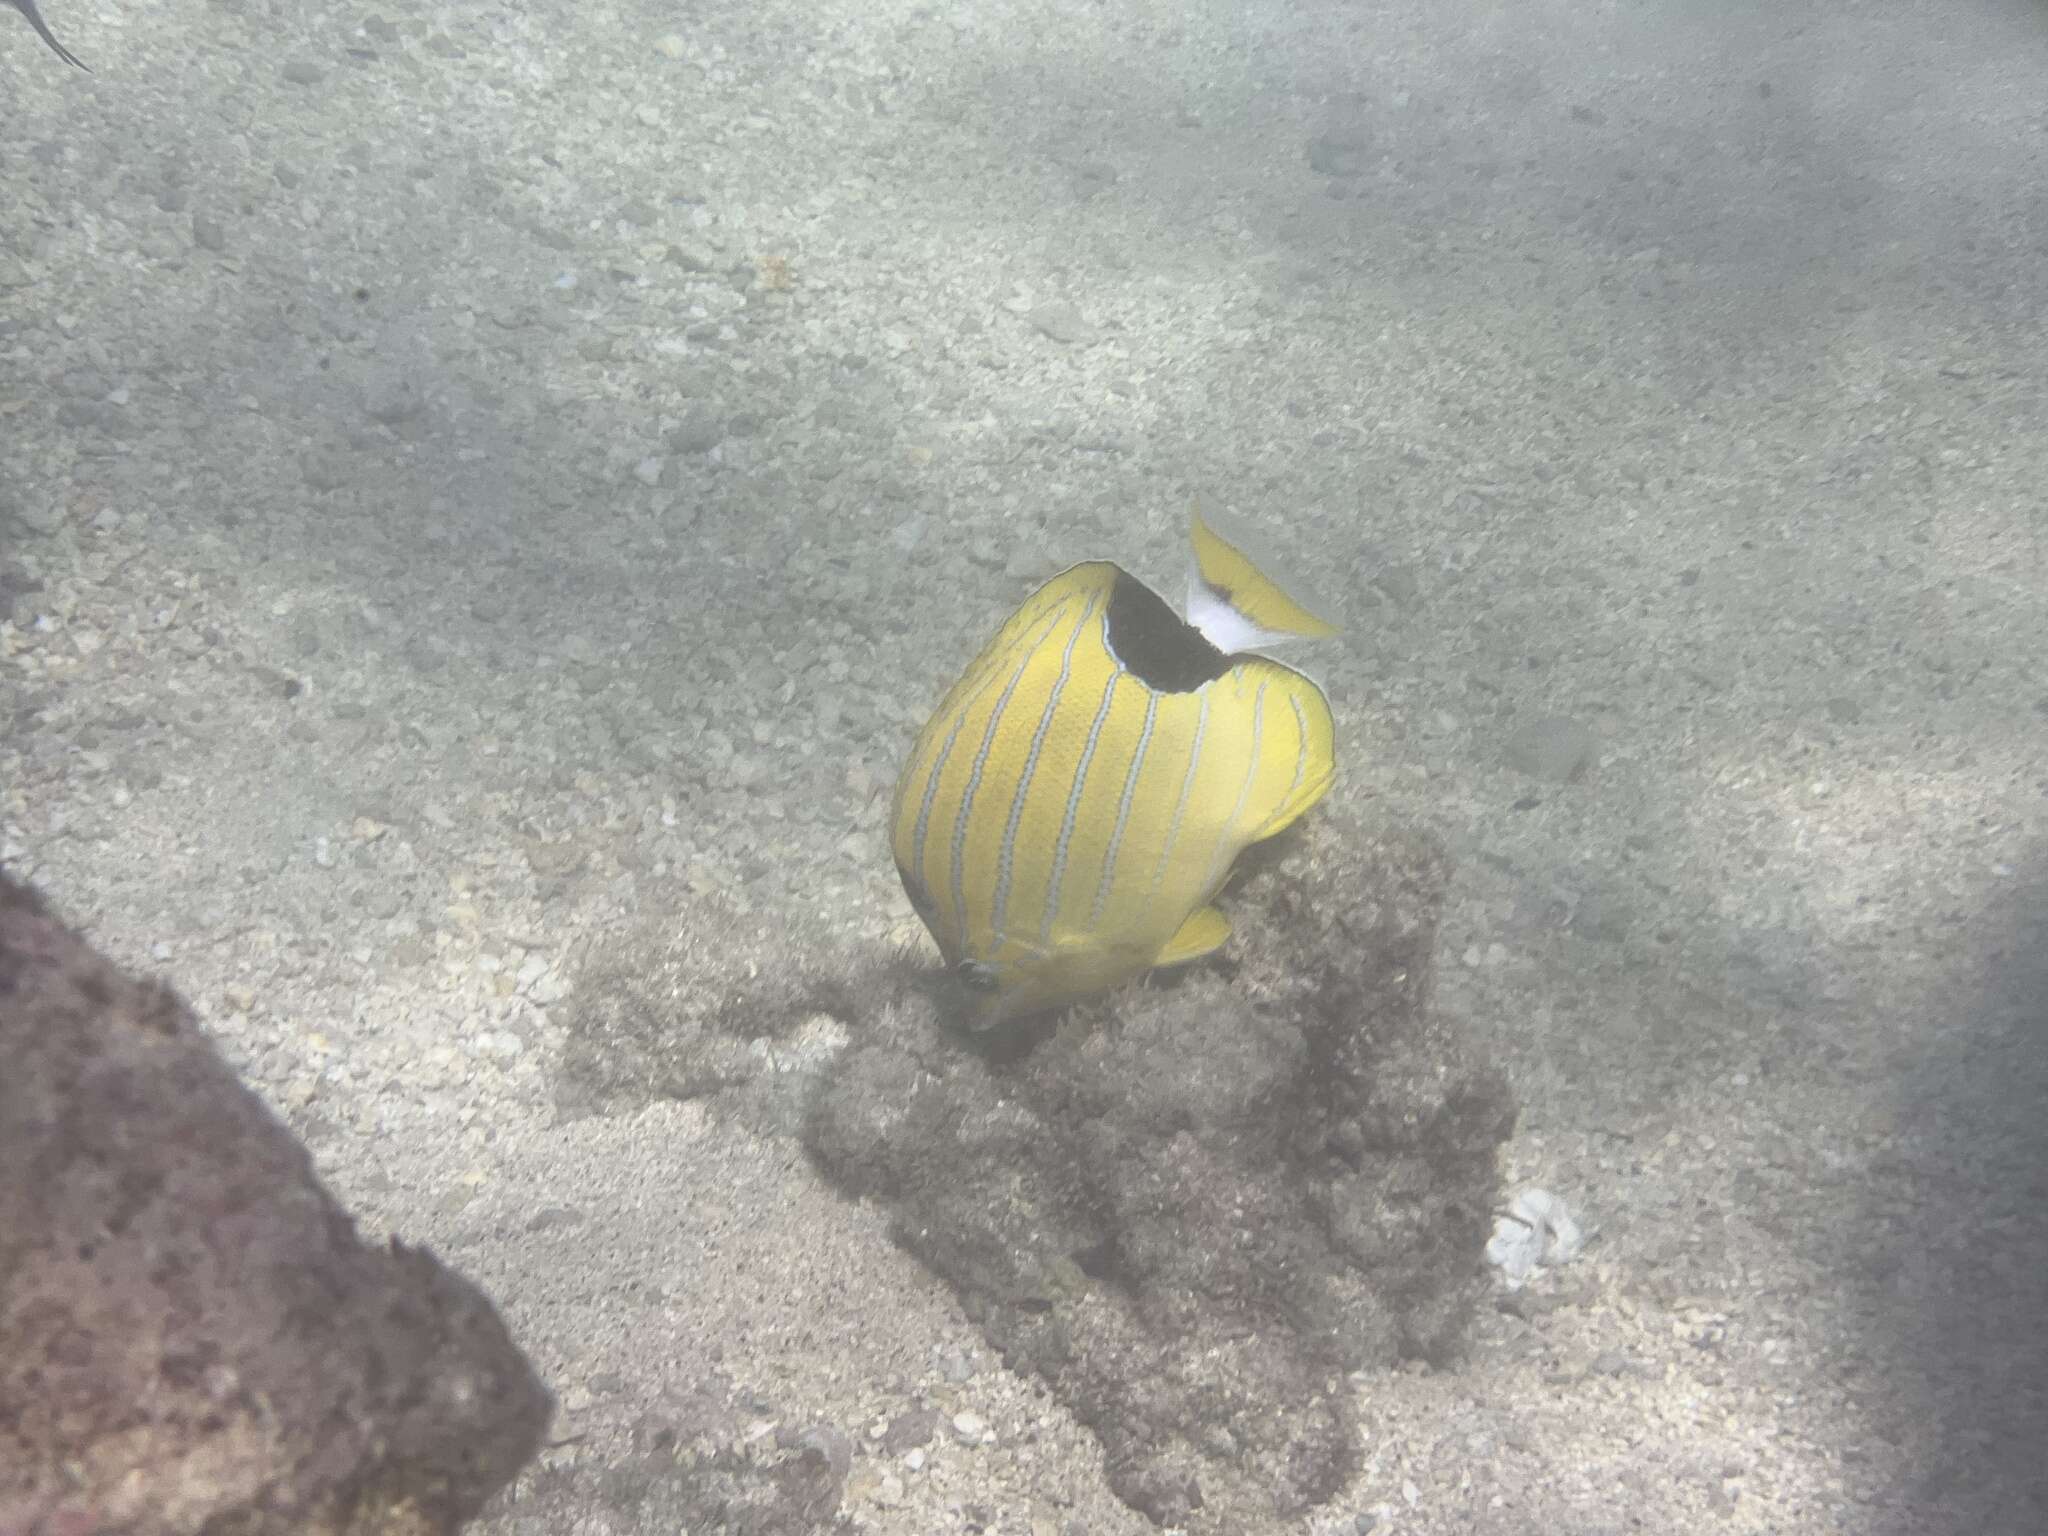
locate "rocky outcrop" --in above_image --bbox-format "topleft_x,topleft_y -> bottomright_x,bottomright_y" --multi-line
0,873 -> 551,1536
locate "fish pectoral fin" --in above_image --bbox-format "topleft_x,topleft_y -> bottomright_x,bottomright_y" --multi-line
1153,905 -> 1232,968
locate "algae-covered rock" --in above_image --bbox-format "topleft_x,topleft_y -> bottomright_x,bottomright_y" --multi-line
804,810 -> 1515,1528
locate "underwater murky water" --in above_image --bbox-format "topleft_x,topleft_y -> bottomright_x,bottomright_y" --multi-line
4,1 -> 2043,1531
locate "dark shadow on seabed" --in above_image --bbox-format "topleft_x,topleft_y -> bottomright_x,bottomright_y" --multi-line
1856,849 -> 2048,1535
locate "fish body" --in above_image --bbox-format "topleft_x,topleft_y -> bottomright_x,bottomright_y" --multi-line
8,0 -> 85,69
891,506 -> 1337,1027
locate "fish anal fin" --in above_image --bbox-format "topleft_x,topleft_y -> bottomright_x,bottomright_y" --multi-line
1154,905 -> 1231,968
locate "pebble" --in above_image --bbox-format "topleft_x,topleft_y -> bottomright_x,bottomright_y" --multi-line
1486,1187 -> 1587,1286
950,1410 -> 988,1444
671,405 -> 725,454
1571,889 -> 1630,943
9,497 -> 67,535
1026,301 -> 1099,345
666,242 -> 719,273
1503,713 -> 1596,782
1307,131 -> 1371,177
785,1422 -> 853,1479
364,377 -> 423,425
512,1206 -> 583,1239
474,1030 -> 523,1060
936,1347 -> 977,1382
880,1407 -> 939,1455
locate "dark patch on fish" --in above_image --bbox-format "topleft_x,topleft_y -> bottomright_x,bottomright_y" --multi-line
1102,568 -> 1232,693
8,0 -> 87,70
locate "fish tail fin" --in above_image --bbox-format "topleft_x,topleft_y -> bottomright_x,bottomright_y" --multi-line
1185,499 -> 1337,654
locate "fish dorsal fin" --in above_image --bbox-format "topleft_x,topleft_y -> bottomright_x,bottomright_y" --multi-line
1186,500 -> 1337,653
1154,905 -> 1231,967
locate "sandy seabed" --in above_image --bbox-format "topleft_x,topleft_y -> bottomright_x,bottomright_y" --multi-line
4,0 -> 2044,1531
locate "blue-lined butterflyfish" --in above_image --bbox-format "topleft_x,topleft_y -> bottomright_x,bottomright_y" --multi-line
890,502 -> 1338,1028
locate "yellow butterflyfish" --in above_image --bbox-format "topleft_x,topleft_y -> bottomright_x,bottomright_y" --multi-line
890,502 -> 1337,1028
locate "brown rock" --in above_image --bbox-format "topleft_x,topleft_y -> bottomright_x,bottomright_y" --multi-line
0,874 -> 550,1536
801,810 -> 1515,1530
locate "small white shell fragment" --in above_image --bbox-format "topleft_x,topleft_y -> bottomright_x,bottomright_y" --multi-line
1485,1187 -> 1587,1288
